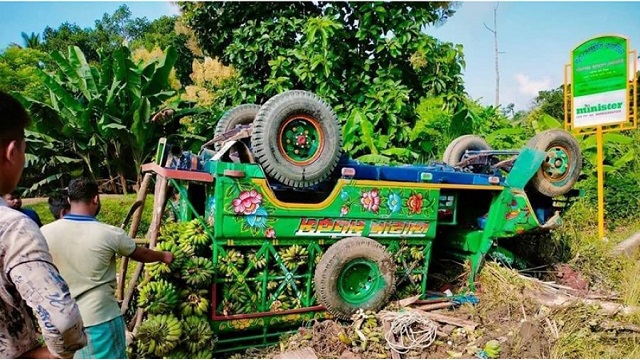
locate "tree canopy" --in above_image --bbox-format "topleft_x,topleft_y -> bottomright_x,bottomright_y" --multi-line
179,2 -> 466,161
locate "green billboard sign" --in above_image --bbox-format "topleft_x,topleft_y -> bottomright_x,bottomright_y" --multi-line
571,35 -> 629,128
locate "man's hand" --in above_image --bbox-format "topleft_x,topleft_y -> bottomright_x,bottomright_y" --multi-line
161,251 -> 174,264
19,346 -> 56,359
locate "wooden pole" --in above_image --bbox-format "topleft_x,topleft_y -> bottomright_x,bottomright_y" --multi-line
116,173 -> 152,301
131,175 -> 169,332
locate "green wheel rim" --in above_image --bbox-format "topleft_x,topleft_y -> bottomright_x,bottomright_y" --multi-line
542,146 -> 570,182
278,115 -> 324,165
337,259 -> 383,305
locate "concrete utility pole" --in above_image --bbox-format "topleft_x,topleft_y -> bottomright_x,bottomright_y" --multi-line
484,3 -> 500,108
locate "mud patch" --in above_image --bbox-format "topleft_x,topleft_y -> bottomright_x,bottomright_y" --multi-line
554,264 -> 589,293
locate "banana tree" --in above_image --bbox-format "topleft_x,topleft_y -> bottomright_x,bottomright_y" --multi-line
20,45 -> 198,191
21,130 -> 84,195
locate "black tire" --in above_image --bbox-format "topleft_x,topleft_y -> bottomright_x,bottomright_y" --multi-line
526,129 -> 582,197
314,237 -> 396,320
442,135 -> 492,166
251,90 -> 342,188
213,104 -> 261,151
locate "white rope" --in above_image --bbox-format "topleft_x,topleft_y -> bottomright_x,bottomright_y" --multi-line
379,309 -> 438,354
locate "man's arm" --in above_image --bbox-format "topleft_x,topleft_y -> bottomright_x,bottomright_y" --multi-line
128,246 -> 173,264
114,228 -> 173,264
18,346 -> 55,359
3,217 -> 86,359
9,261 -> 87,359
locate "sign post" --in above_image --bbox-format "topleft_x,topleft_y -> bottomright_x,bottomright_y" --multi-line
564,34 -> 637,240
596,126 -> 604,239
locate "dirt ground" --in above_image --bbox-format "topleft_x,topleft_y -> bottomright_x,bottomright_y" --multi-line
233,260 -> 639,360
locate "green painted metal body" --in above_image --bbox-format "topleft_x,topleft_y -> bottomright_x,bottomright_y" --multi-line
150,145 -> 561,353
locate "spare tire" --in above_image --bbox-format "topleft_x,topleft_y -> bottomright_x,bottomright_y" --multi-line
314,237 -> 396,320
213,104 -> 260,151
526,129 -> 582,197
251,90 -> 342,188
442,135 -> 492,166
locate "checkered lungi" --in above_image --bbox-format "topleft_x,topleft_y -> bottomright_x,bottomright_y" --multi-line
74,316 -> 127,359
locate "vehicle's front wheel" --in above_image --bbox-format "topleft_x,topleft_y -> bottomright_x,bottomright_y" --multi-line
314,237 -> 396,320
526,129 -> 582,197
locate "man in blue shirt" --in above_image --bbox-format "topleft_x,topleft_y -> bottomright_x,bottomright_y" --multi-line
3,190 -> 43,227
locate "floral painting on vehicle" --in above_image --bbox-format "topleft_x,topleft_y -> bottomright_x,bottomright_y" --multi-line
224,181 -> 277,237
339,187 -> 438,219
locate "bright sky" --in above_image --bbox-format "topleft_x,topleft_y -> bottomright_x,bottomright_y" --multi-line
0,1 -> 638,111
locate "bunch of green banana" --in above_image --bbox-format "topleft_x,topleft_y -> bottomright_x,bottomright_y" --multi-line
395,283 -> 421,300
284,278 -> 302,293
137,279 -> 178,314
217,249 -> 245,277
180,219 -> 210,249
180,316 -> 214,354
483,340 -> 501,359
158,221 -> 184,243
136,314 -> 182,357
272,292 -> 301,311
393,245 -> 408,265
278,245 -> 308,270
220,298 -> 244,316
178,288 -> 210,317
147,241 -> 186,279
181,256 -> 216,287
247,250 -> 267,269
190,349 -> 214,359
266,270 -> 279,291
348,310 -> 383,351
220,284 -> 258,315
163,349 -> 189,359
409,246 -> 425,261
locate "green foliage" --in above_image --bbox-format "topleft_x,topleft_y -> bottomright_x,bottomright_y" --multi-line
40,5 -> 196,85
129,16 -> 197,86
19,32 -> 42,49
20,130 -> 84,194
180,2 -> 322,65
42,22 -> 100,63
411,97 -> 457,160
18,45 -> 198,193
532,85 -> 564,121
0,46 -> 52,102
41,5 -> 145,62
411,96 -> 528,162
179,2 -> 466,160
582,174 -> 640,224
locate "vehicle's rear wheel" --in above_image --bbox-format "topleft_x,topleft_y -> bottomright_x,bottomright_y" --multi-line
443,135 -> 492,170
251,90 -> 342,188
314,237 -> 396,320
526,129 -> 582,197
213,104 -> 260,151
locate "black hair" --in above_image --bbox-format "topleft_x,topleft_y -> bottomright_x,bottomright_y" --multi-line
4,189 -> 20,197
67,177 -> 99,203
0,91 -> 30,148
48,193 -> 70,220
